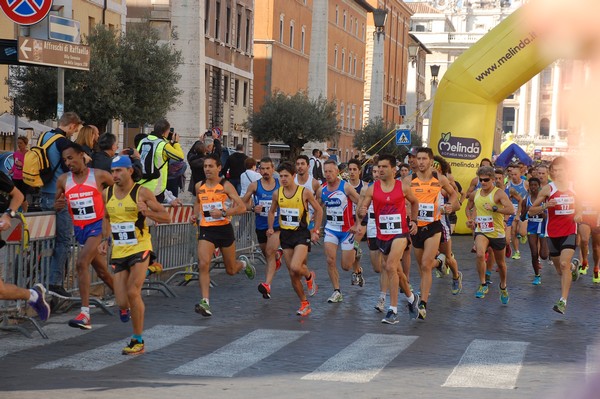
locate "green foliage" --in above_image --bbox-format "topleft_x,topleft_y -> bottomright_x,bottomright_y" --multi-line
354,117 -> 423,159
246,91 -> 339,159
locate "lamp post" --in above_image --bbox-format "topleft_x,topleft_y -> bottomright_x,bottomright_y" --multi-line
368,8 -> 388,121
429,65 -> 440,120
408,44 -> 419,67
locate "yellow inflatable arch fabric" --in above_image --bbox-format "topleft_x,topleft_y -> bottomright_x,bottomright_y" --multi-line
430,5 -> 554,234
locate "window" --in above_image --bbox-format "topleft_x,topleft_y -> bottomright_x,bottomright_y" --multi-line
351,105 -> 356,130
334,46 -> 338,68
225,5 -> 231,43
348,55 -> 351,73
353,56 -> 356,76
215,1 -> 221,39
355,20 -> 358,36
340,102 -> 344,129
222,135 -> 228,147
346,105 -> 351,128
359,107 -> 363,127
361,59 -> 364,78
234,79 -> 239,105
236,12 -> 242,48
243,82 -> 248,107
224,75 -> 229,102
88,16 -> 95,33
289,21 -> 294,48
335,6 -> 339,24
301,26 -> 306,53
415,24 -> 425,32
540,118 -> 550,137
541,67 -> 552,86
279,14 -> 284,43
362,23 -> 365,40
350,17 -> 353,33
246,15 -> 251,51
243,137 -> 248,149
233,136 -> 239,147
343,11 -> 346,29
341,49 -> 345,70
205,1 -> 210,34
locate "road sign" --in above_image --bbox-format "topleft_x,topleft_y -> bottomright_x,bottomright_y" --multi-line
395,129 -> 411,146
0,0 -> 52,25
0,39 -> 19,65
18,37 -> 90,71
49,15 -> 81,44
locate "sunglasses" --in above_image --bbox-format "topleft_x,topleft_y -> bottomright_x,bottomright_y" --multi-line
479,177 -> 491,182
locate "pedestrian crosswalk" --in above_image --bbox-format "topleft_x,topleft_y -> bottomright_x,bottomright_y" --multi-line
0,323 -> 595,389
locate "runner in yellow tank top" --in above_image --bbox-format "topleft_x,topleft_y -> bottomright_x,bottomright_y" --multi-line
465,166 -> 515,303
100,155 -> 170,355
406,148 -> 459,320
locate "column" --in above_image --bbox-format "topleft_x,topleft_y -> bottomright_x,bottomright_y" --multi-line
549,61 -> 561,137
369,31 -> 385,121
308,0 -> 328,100
517,81 -> 527,136
529,74 -> 540,137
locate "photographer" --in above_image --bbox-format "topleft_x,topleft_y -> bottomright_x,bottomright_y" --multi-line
93,133 -> 143,174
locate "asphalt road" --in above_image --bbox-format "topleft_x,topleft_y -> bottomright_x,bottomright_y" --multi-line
1,235 -> 599,399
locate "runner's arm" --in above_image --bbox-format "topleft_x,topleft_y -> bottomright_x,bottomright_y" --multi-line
54,174 -> 67,211
494,190 -> 516,215
529,185 -> 549,214
402,182 -> 419,223
138,187 -> 171,224
305,189 -> 323,234
465,191 -> 477,222
440,175 -> 460,212
357,185 -> 373,220
240,181 -> 257,210
345,183 -> 361,205
267,190 -> 279,232
222,181 -> 247,217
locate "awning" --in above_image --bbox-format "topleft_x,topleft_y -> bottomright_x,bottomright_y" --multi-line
267,143 -> 290,150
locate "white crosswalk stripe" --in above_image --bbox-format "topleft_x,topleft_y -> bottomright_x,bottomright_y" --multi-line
0,323 -> 106,359
168,329 -> 308,377
586,345 -> 600,378
443,339 -> 529,389
302,333 -> 418,383
35,324 -> 204,371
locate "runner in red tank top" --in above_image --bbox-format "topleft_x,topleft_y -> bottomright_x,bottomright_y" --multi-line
530,157 -> 582,315
55,142 -> 115,330
357,154 -> 422,324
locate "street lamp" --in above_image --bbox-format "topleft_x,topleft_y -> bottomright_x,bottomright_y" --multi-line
373,8 -> 388,33
430,64 -> 441,84
408,44 -> 419,66
368,8 -> 388,122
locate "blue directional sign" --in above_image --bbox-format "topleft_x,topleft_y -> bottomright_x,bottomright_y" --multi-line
395,129 -> 411,146
49,15 -> 81,44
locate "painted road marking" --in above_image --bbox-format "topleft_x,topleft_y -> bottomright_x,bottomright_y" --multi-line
443,339 -> 529,389
35,325 -> 203,371
168,329 -> 308,377
0,323 -> 105,359
586,345 -> 600,378
301,333 -> 418,383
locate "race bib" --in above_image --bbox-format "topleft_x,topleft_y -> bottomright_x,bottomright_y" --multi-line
555,196 -> 574,215
417,203 -> 435,223
326,208 -> 344,226
70,197 -> 96,221
258,200 -> 272,217
379,214 -> 402,235
111,222 -> 137,245
280,207 -> 300,228
202,201 -> 225,222
476,216 -> 494,233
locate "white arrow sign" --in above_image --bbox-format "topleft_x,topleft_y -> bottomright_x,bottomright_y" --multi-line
19,38 -> 31,59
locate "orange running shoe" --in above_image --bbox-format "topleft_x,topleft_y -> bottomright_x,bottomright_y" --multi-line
275,248 -> 283,271
306,271 -> 317,296
296,301 -> 311,316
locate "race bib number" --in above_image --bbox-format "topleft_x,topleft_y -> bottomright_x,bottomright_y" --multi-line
111,222 -> 137,245
326,208 -> 344,226
555,196 -> 574,215
202,201 -> 224,222
280,207 -> 300,228
378,214 -> 402,235
70,197 -> 96,221
476,216 -> 494,233
258,200 -> 272,217
528,214 -> 543,222
417,203 -> 435,223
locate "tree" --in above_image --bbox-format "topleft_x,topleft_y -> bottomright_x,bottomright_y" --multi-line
353,117 -> 423,159
8,22 -> 182,132
246,91 -> 339,159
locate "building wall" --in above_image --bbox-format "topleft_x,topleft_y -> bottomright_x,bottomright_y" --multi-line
0,17 -> 15,114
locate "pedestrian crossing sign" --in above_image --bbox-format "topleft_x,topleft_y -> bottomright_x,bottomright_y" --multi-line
395,129 -> 411,146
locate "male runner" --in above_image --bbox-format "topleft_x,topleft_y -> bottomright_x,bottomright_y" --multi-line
346,159 -> 366,287
506,165 -> 529,259
191,154 -> 257,317
317,160 -> 361,303
465,166 -> 515,304
520,177 -> 549,285
55,143 -> 115,329
578,201 -> 600,281
358,154 -> 422,324
241,157 -> 282,299
530,157 -> 581,314
100,155 -> 170,355
267,162 -> 322,316
407,148 -> 460,319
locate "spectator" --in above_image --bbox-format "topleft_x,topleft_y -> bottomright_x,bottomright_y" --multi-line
136,119 -> 184,203
222,143 -> 248,194
166,159 -> 187,198
74,125 -> 99,165
203,130 -> 222,159
11,136 -> 30,212
309,149 -> 324,182
187,140 -> 206,194
92,133 -> 118,172
40,111 -> 82,298
240,157 -> 261,197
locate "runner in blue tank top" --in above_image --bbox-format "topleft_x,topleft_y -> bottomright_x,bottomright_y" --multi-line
506,164 -> 529,260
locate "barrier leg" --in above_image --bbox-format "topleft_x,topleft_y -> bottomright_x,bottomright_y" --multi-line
0,314 -> 48,339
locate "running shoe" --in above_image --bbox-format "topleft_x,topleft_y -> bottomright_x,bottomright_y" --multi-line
374,297 -> 385,313
532,275 -> 542,286
239,255 -> 256,280
351,267 -> 365,287
511,251 -> 521,260
351,271 -> 359,286
485,271 -> 493,285
475,284 -> 489,299
29,284 -> 50,322
381,309 -> 399,324
119,308 -> 131,323
146,262 -> 163,277
327,290 -> 343,303
499,286 -> 510,305
275,248 -> 283,271
48,285 -> 72,299
68,312 -> 91,330
258,283 -> 271,299
571,259 -> 580,282
417,303 -> 427,320
579,262 -> 588,276
407,293 -> 420,319
505,245 -> 512,259
553,299 -> 566,314
594,269 -> 600,284
122,339 -> 144,355
194,299 -> 212,317
296,301 -> 311,316
518,234 -> 528,244
434,253 -> 447,278
451,272 -> 463,295
306,271 -> 318,296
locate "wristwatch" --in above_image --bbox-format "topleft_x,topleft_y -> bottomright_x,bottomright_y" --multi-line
222,209 -> 227,217
4,209 -> 15,218
492,205 -> 498,212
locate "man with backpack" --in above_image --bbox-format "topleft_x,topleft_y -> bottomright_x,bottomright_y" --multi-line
309,149 -> 324,183
136,119 -> 184,203
25,112 -> 82,298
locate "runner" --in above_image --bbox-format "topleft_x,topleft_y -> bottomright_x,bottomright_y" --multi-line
465,166 -> 515,304
346,159 -> 366,287
267,162 -> 322,316
506,164 -> 529,259
55,143 -> 115,329
191,154 -> 257,317
407,148 -> 460,319
520,177 -> 549,285
240,157 -> 282,299
358,154 -> 422,324
578,201 -> 600,281
529,157 -> 581,314
0,173 -> 49,321
100,155 -> 170,355
317,160 -> 361,303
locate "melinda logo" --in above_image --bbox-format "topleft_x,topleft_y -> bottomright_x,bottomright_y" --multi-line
437,132 -> 481,160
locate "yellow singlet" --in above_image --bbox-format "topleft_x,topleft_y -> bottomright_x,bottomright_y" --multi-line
474,187 -> 505,239
277,186 -> 309,231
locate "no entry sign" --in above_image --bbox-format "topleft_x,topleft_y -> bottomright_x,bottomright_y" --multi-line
0,0 -> 52,26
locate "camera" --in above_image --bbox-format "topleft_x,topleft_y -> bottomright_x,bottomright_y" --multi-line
167,127 -> 174,141
125,148 -> 134,156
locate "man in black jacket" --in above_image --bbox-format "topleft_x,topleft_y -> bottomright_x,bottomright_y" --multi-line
222,144 -> 247,194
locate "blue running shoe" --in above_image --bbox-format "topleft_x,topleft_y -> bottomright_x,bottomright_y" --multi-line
532,275 -> 542,285
499,285 -> 509,305
29,284 -> 50,322
381,309 -> 399,324
119,308 -> 131,323
475,284 -> 488,299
